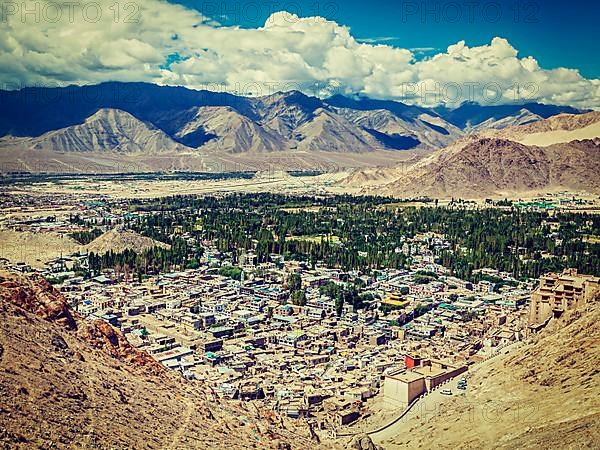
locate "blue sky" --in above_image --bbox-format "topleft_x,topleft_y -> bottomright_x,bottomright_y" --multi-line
177,0 -> 599,78
2,0 -> 598,108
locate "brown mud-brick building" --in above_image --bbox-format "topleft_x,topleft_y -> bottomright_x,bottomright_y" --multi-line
529,268 -> 600,329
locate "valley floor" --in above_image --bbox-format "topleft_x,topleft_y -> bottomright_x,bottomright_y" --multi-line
0,148 -> 422,174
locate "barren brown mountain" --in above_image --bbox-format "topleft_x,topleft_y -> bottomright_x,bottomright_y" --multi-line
481,111 -> 600,147
0,271 -> 333,450
340,112 -> 600,198
381,137 -> 600,198
483,111 -> 600,138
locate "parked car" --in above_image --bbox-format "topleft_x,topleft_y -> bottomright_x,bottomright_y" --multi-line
441,389 -> 453,395
457,384 -> 467,390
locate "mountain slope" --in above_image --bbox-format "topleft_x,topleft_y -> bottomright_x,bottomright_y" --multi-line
482,111 -> 600,146
378,137 -> 600,197
438,101 -> 584,129
335,108 -> 463,150
388,137 -> 553,196
175,106 -> 289,153
470,108 -> 543,131
340,112 -> 600,198
28,109 -> 188,153
379,299 -> 600,449
294,108 -> 383,152
254,90 -> 325,138
0,271 -> 326,449
324,95 -> 431,120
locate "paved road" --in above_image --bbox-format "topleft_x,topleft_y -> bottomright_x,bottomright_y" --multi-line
370,342 -> 523,445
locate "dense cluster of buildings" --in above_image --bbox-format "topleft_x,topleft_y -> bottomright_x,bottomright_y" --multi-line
16,231 -> 530,431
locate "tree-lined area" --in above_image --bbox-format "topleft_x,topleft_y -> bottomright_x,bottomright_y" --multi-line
72,193 -> 600,280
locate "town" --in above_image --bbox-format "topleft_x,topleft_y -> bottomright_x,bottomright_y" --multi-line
1,188 -> 599,436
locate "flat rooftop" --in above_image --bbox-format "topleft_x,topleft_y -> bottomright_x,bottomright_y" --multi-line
386,370 -> 424,383
414,365 -> 446,377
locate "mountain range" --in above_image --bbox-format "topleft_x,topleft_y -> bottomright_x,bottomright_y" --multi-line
0,82 -> 584,157
2,82 -> 598,193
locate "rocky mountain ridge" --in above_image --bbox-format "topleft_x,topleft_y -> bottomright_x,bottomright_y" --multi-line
0,83 -> 584,155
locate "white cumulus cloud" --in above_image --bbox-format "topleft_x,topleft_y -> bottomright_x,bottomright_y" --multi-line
0,0 -> 598,109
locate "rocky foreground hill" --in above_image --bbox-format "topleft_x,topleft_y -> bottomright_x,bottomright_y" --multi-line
0,271 -> 342,450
